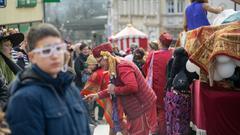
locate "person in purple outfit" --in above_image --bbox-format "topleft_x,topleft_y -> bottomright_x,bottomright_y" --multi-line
184,0 -> 224,31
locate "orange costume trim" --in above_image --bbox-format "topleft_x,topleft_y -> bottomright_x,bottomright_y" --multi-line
81,69 -> 114,128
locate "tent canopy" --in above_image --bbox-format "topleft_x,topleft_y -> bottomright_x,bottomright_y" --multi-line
110,24 -> 148,40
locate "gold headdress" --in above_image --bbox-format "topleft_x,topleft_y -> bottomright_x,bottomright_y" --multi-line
100,51 -> 117,78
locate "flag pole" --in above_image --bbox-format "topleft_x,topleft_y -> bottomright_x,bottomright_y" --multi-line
234,2 -> 237,11
43,0 -> 46,23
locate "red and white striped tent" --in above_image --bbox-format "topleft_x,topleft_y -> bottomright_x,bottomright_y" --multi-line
109,24 -> 148,51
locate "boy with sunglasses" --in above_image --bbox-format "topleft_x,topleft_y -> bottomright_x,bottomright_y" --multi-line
6,24 -> 90,135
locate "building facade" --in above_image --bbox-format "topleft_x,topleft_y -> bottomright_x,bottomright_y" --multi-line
45,0 -> 108,45
0,0 -> 44,33
109,0 -> 163,41
108,0 -> 238,41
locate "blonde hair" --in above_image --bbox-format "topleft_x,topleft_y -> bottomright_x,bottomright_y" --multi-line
100,51 -> 117,78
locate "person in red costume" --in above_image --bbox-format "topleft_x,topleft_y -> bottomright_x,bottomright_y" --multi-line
143,32 -> 173,135
85,42 -> 158,135
82,58 -> 128,135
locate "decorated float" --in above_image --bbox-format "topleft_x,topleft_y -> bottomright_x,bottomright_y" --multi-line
174,9 -> 240,135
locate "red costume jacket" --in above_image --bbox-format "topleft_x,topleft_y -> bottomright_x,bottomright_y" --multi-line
143,50 -> 172,108
87,68 -> 109,91
98,60 -> 157,120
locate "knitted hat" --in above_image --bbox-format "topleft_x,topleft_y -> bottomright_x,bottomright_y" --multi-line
159,32 -> 173,47
86,55 -> 98,65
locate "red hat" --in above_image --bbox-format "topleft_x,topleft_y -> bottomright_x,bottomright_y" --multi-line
159,32 -> 173,47
92,42 -> 113,58
126,48 -> 131,54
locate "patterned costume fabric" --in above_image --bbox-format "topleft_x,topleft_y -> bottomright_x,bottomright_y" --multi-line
190,22 -> 240,73
164,91 -> 191,135
183,23 -> 231,56
175,21 -> 240,74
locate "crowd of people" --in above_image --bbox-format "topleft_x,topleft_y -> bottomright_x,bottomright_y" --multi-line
0,0 -> 239,135
0,22 -> 181,135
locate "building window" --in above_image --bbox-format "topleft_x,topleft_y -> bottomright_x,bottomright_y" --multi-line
139,0 -> 143,15
19,23 -> 31,33
177,0 -> 185,13
144,0 -> 150,15
0,0 -> 6,7
167,0 -> 185,14
127,0 -> 131,16
123,0 -> 127,15
133,0 -> 138,15
119,0 -> 123,15
150,0 -> 158,15
17,0 -> 37,8
167,0 -> 174,13
153,0 -> 159,15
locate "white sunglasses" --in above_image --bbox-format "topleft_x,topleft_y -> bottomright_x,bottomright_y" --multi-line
32,43 -> 67,57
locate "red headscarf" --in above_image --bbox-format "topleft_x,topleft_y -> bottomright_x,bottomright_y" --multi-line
92,42 -> 113,58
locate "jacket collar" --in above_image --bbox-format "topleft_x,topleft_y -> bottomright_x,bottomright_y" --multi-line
10,65 -> 74,95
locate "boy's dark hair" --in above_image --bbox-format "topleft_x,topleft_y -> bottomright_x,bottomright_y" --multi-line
79,42 -> 88,51
27,23 -> 61,52
191,0 -> 205,3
